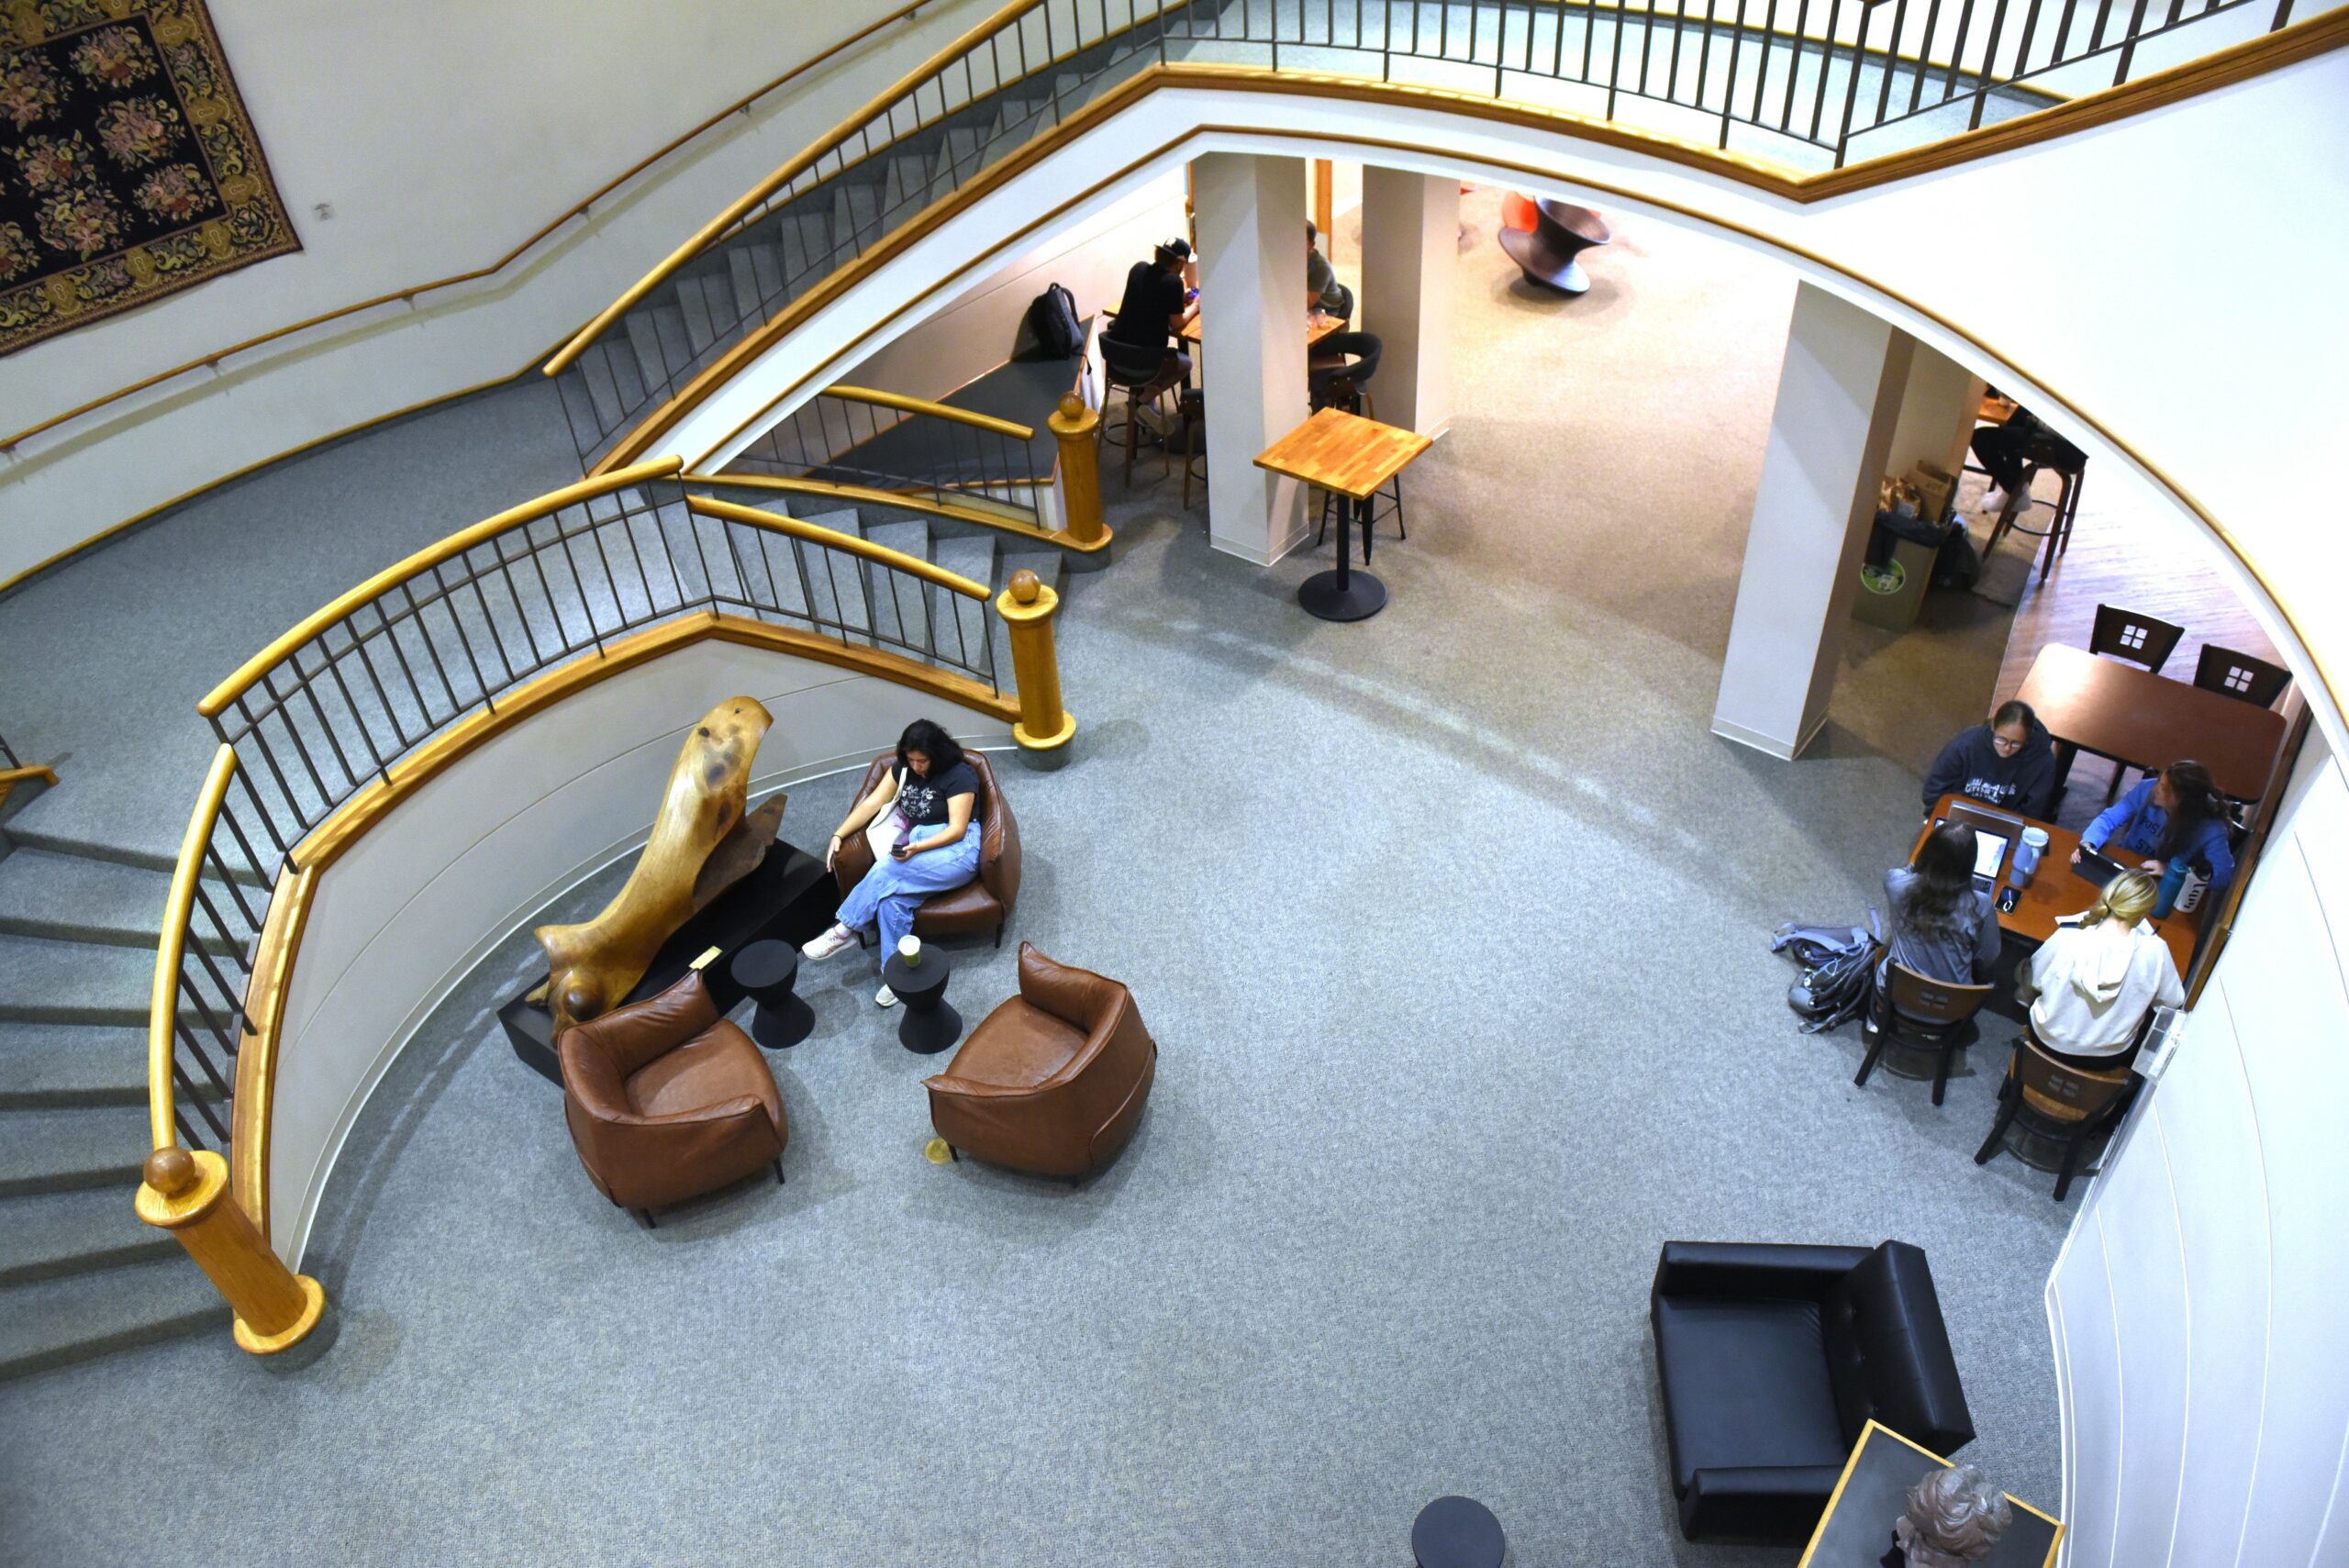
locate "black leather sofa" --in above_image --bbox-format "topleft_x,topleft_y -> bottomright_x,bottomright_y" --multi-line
1649,1240 -> 1975,1544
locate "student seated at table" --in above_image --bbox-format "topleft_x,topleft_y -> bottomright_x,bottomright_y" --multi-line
1305,221 -> 1351,322
2074,759 -> 2235,905
2016,872 -> 2184,1067
1873,822 -> 2002,1024
1920,699 -> 2057,819
1971,400 -> 2085,519
1103,238 -> 1198,407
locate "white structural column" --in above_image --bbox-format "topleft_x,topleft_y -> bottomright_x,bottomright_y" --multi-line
1712,283 -> 1915,758
1883,337 -> 1980,485
1357,167 -> 1459,436
1195,153 -> 1310,564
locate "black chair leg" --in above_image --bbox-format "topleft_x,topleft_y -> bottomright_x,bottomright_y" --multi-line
1854,1029 -> 1888,1088
1932,1041 -> 1957,1106
2054,1133 -> 2087,1201
1975,1099 -> 2021,1164
1391,477 -> 1406,540
947,1144 -> 960,1162
635,1208 -> 658,1229
774,1160 -> 785,1185
1314,489 -> 1331,547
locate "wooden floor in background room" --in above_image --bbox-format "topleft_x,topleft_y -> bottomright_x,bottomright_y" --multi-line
1956,466 -> 2290,827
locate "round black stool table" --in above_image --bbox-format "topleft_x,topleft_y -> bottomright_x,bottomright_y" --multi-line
1411,1496 -> 1505,1568
881,946 -> 961,1055
729,940 -> 814,1050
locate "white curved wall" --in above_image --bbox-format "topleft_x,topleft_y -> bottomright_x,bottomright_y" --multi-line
2047,728 -> 2349,1568
264,640 -> 1011,1264
0,0 -> 1000,586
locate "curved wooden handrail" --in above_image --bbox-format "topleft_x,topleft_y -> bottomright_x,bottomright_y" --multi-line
197,456 -> 686,718
545,0 -> 1042,375
150,745 -> 239,1152
685,495 -> 994,596
825,385 -> 1036,440
0,1 -> 941,456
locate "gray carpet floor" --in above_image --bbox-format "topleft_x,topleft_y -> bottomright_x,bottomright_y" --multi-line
0,195 -> 2065,1565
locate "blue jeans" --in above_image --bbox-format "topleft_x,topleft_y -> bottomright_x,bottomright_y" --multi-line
836,825 -> 982,962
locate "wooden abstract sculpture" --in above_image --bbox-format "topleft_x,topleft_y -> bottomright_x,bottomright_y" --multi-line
534,696 -> 783,1035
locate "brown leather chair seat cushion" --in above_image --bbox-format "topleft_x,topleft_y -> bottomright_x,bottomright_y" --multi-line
952,1002 -> 1085,1087
626,1022 -> 784,1129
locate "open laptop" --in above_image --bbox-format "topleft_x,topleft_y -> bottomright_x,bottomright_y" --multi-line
1931,799 -> 2025,888
2073,847 -> 2132,889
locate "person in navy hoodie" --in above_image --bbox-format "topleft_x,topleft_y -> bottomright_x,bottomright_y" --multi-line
2075,759 -> 2234,901
1920,700 -> 2058,819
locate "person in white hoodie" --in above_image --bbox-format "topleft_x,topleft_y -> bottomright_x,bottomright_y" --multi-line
2016,872 -> 2184,1066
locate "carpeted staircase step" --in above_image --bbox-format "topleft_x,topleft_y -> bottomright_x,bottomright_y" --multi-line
0,1184 -> 177,1286
928,536 -> 1001,684
789,508 -> 873,639
859,520 -> 935,660
0,933 -> 177,1027
0,1021 -> 217,1110
832,181 -> 882,250
621,310 -> 673,398
0,817 -> 178,877
0,1102 -> 150,1196
0,1254 -> 229,1381
0,845 -> 242,952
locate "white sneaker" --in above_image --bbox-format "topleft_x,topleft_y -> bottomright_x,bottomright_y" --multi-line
875,984 -> 898,1008
802,924 -> 856,961
1980,486 -> 2009,515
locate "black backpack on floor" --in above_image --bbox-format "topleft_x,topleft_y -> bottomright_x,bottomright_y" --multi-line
1018,284 -> 1082,360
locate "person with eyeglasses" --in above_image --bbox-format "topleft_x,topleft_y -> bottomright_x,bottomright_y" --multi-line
1920,699 -> 2057,819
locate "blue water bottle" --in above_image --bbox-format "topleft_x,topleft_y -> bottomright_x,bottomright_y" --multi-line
2153,857 -> 2188,918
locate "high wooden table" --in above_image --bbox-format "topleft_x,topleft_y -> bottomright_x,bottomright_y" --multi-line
1104,308 -> 1343,349
1254,407 -> 1431,621
2015,642 -> 2286,806
1920,795 -> 2199,973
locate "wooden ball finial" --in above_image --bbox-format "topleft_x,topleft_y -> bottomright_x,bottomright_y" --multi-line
1008,569 -> 1041,605
1056,392 -> 1085,420
144,1146 -> 198,1196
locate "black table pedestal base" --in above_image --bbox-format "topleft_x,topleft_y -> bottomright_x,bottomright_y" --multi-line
751,995 -> 816,1050
896,997 -> 963,1055
1299,568 -> 1386,621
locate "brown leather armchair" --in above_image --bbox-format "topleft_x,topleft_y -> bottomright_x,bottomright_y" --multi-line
926,943 -> 1156,1182
557,971 -> 787,1226
832,749 -> 1021,945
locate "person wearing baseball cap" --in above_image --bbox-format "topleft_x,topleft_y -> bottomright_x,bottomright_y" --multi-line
1103,237 -> 1198,406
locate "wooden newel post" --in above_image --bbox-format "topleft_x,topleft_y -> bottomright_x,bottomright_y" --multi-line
137,1145 -> 325,1355
1048,393 -> 1111,551
995,569 -> 1077,751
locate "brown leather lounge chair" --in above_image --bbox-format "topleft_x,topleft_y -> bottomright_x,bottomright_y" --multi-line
831,749 -> 1021,945
926,943 -> 1156,1184
557,971 -> 787,1227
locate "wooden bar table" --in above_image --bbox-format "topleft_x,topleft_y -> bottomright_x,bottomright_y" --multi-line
2016,642 -> 2287,806
1920,795 -> 2199,973
1254,407 -> 1431,622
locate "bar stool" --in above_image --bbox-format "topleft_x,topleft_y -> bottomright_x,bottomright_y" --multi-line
1177,388 -> 1208,511
1099,346 -> 1176,488
1984,449 -> 2087,584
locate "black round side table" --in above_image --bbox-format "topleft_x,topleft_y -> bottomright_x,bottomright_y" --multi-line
729,940 -> 813,1050
1411,1496 -> 1504,1568
881,947 -> 961,1055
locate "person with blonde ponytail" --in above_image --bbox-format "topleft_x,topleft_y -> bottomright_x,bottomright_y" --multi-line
2015,871 -> 2185,1065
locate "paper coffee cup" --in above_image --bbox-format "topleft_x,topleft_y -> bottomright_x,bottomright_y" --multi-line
898,935 -> 921,966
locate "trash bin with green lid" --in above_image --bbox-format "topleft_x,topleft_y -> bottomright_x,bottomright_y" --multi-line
1854,506 -> 1942,631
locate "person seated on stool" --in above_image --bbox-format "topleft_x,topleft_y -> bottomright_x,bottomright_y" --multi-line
1970,400 -> 2085,521
2014,871 -> 2183,1069
1305,220 -> 1351,324
2073,759 -> 2234,905
1871,821 -> 2001,1031
802,719 -> 983,1008
1102,238 -> 1198,419
1921,699 -> 2057,819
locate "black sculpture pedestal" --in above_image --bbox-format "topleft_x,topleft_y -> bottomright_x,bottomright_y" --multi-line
500,839 -> 836,1084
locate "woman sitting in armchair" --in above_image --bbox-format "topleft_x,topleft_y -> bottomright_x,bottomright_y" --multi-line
802,719 -> 983,1007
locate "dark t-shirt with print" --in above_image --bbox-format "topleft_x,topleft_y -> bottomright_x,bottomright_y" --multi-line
896,760 -> 980,825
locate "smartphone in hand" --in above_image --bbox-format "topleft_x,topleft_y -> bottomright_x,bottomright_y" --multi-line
891,841 -> 913,861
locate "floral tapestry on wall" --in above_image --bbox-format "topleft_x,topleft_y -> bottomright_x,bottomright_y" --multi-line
0,0 -> 296,355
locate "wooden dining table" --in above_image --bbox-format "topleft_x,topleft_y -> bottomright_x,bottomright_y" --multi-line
2015,642 -> 2287,806
1920,795 -> 2199,973
1254,406 -> 1431,622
